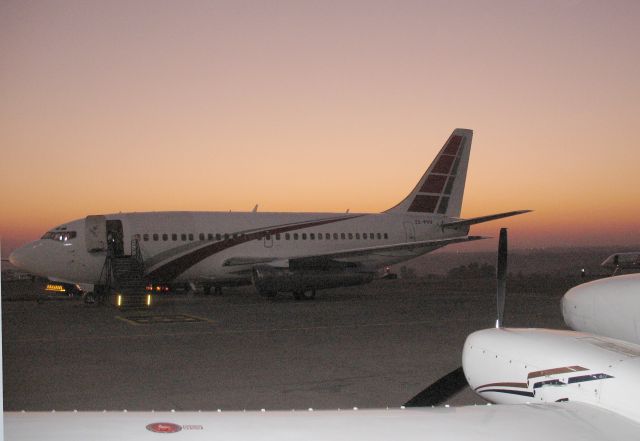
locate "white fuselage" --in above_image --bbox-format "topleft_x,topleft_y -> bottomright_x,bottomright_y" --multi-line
10,211 -> 468,286
463,327 -> 640,423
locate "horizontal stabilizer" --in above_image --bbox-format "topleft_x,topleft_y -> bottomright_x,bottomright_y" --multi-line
442,210 -> 531,229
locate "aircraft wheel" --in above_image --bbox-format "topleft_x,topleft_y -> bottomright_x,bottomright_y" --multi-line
83,291 -> 96,304
259,290 -> 277,298
300,289 -> 316,300
293,289 -> 316,300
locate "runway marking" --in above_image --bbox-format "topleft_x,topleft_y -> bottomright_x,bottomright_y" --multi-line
116,314 -> 212,325
10,319 -> 446,343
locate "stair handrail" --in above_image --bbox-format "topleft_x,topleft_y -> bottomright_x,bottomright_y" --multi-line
98,254 -> 114,290
131,236 -> 144,268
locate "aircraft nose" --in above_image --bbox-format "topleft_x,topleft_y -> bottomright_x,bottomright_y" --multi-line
9,245 -> 34,272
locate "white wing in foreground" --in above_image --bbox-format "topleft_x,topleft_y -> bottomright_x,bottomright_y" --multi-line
7,402 -> 640,441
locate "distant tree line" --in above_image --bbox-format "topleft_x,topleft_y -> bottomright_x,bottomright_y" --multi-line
447,262 -> 496,279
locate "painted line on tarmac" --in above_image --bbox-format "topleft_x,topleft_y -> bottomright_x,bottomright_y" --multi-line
11,319 -> 443,344
116,314 -> 213,326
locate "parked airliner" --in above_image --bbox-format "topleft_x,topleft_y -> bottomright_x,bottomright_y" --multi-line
9,129 -> 529,299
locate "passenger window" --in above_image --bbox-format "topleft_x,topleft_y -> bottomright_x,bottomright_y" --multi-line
355,233 -> 360,239
348,233 -> 353,239
172,233 -> 177,241
317,233 -> 322,240
285,233 -> 290,240
302,233 -> 307,240
310,233 -> 315,240
377,233 -> 381,239
333,233 -> 338,240
153,234 -> 159,241
370,232 -> 374,239
181,234 -> 186,241
363,233 -> 367,239
199,233 -> 205,241
208,233 -> 213,240
294,233 -> 299,240
224,234 -> 229,240
384,233 -> 388,239
326,233 -> 330,240
340,233 -> 345,240
143,234 -> 149,241
276,233 -> 281,240
162,233 -> 168,241
188,233 -> 194,241
216,233 -> 222,240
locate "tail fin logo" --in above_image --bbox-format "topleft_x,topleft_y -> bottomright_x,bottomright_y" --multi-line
384,129 -> 472,217
408,134 -> 466,214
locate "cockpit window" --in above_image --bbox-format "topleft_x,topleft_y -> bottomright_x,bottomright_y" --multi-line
41,231 -> 77,241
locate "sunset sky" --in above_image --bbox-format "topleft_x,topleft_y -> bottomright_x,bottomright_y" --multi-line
1,0 -> 639,253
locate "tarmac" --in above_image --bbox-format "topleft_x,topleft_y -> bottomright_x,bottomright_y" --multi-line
2,276 -> 574,412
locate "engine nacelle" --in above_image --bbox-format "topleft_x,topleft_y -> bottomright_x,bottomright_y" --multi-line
462,328 -> 640,422
251,265 -> 374,294
562,273 -> 640,345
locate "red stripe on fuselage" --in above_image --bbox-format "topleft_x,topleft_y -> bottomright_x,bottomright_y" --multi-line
146,215 -> 364,281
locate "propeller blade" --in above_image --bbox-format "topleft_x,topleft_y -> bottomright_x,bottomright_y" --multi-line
403,366 -> 467,407
496,228 -> 508,328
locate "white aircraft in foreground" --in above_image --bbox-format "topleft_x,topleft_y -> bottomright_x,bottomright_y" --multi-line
9,128 -> 529,300
4,230 -> 640,440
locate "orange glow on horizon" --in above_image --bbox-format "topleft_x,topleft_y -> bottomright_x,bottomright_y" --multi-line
1,2 -> 639,253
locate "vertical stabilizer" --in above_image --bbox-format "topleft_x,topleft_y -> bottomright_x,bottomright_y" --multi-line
385,129 -> 472,217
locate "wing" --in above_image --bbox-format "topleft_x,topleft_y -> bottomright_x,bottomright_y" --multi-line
222,235 -> 486,270
6,402 -> 640,440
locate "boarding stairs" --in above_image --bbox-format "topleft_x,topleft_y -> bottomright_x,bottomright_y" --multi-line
101,239 -> 150,308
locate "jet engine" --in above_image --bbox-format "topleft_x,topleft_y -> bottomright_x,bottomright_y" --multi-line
251,265 -> 374,298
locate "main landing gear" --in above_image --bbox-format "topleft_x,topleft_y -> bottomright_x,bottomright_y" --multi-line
203,285 -> 223,296
256,288 -> 317,300
292,289 -> 316,301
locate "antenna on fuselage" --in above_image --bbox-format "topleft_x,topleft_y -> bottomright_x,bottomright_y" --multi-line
495,228 -> 508,328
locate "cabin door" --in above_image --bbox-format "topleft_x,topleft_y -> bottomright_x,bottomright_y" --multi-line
106,220 -> 125,257
85,215 -> 107,252
404,222 -> 416,242
264,231 -> 273,248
